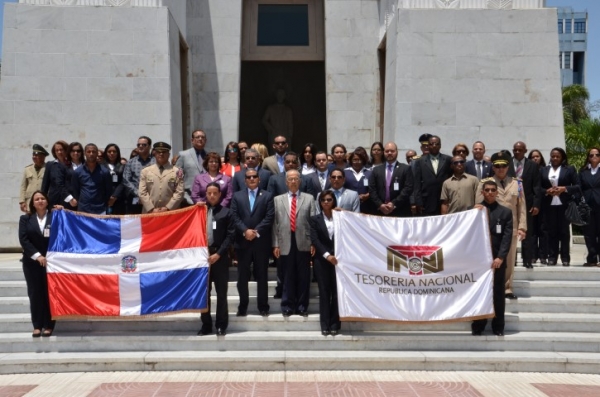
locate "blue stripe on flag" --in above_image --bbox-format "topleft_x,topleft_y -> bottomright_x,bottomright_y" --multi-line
49,210 -> 122,254
139,268 -> 209,315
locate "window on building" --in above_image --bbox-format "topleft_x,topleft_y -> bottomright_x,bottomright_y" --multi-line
559,53 -> 563,68
574,19 -> 586,33
257,4 -> 309,46
558,20 -> 563,33
564,52 -> 571,69
565,19 -> 572,33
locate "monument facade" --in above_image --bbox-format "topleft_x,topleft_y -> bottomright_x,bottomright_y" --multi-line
0,0 -> 562,248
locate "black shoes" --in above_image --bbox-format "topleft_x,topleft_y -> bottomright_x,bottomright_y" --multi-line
198,327 -> 213,336
505,293 -> 518,300
562,262 -> 570,267
493,330 -> 504,336
471,330 -> 482,336
297,311 -> 309,317
321,330 -> 330,336
547,260 -> 556,266
330,330 -> 338,336
540,259 -> 548,265
216,328 -> 226,336
236,309 -> 247,317
282,310 -> 293,317
260,311 -> 269,317
583,263 -> 596,267
523,263 -> 534,269
273,293 -> 282,299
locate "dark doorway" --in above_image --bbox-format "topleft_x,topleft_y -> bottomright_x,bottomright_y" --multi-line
239,61 -> 327,154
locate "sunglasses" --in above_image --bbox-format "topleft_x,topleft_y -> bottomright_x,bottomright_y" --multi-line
330,175 -> 344,180
484,188 -> 497,192
228,148 -> 238,153
320,198 -> 333,203
589,153 -> 600,158
274,141 -> 287,145
493,164 -> 508,168
452,160 -> 466,165
245,175 -> 258,179
455,149 -> 467,153
137,143 -> 148,148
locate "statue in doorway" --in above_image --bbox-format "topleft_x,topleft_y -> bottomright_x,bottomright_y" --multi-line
262,89 -> 293,149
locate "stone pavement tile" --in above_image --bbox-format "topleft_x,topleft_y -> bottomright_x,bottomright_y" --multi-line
286,381 -> 318,396
88,382 -> 163,397
313,370 -> 374,382
285,371 -> 316,382
532,383 -> 600,397
153,382 -> 195,396
223,371 -> 256,383
319,381 -> 386,396
186,382 -> 225,396
0,385 -> 37,397
253,382 -> 286,396
253,372 -> 284,382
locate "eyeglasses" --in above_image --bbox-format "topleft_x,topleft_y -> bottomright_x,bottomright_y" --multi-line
483,188 -> 497,192
320,198 -> 333,203
455,149 -> 467,154
193,136 -> 206,140
245,175 -> 258,179
330,175 -> 344,180
429,142 -> 440,147
227,148 -> 238,153
589,153 -> 600,158
245,156 -> 257,160
274,141 -> 287,145
493,164 -> 508,168
137,143 -> 148,148
287,177 -> 300,182
452,160 -> 466,165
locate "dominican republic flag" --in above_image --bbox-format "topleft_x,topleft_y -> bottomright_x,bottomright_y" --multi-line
46,206 -> 208,318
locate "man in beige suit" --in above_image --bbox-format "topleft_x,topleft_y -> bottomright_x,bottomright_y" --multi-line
273,169 -> 316,317
262,135 -> 288,175
139,142 -> 184,214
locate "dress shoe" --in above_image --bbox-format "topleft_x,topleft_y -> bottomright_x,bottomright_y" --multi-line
471,330 -> 482,336
41,329 -> 53,337
236,310 -> 247,317
524,263 -> 533,269
197,327 -> 213,336
273,293 -> 282,299
260,311 -> 269,317
540,259 -> 548,264
562,262 -> 570,267
216,328 -> 226,336
493,330 -> 504,336
505,293 -> 518,300
547,260 -> 556,266
32,329 -> 42,338
282,310 -> 293,317
321,330 -> 330,336
583,263 -> 596,267
330,330 -> 338,336
297,311 -> 309,317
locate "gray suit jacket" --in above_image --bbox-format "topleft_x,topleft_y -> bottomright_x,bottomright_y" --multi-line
316,188 -> 360,213
262,155 -> 281,175
272,191 -> 316,255
175,147 -> 205,204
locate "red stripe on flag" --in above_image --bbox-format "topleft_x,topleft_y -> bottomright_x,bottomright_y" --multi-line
139,206 -> 207,252
48,273 -> 120,317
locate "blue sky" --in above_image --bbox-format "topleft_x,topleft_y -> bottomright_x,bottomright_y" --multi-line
0,0 -> 597,103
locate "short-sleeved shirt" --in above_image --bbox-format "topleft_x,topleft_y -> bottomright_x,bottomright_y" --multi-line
440,173 -> 479,214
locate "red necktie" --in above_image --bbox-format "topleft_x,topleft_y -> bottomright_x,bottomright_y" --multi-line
290,193 -> 297,232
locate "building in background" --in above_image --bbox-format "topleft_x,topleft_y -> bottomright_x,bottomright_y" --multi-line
558,6 -> 587,87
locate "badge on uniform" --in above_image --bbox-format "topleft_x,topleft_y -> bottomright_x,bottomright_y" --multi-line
496,223 -> 502,234
43,227 -> 50,238
213,221 -> 217,230
393,182 -> 399,191
112,174 -> 118,183
363,178 -> 368,186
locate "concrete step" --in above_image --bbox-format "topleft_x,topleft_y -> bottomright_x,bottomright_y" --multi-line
506,297 -> 600,314
513,280 -> 600,297
0,331 -> 598,355
0,297 -> 29,314
0,267 -> 24,281
514,266 -> 600,281
3,311 -> 600,334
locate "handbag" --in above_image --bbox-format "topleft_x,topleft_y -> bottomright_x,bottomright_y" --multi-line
564,188 -> 591,226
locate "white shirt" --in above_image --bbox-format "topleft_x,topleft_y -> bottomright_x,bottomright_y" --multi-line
323,214 -> 334,258
31,211 -> 48,260
301,163 -> 315,175
349,167 -> 365,182
589,163 -> 599,176
548,166 -> 562,206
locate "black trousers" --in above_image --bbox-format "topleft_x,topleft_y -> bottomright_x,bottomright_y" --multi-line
472,266 -> 506,334
236,244 -> 270,313
314,256 -> 340,332
281,232 -> 311,313
521,209 -> 535,264
22,259 -> 55,330
583,207 -> 600,264
201,250 -> 229,330
532,212 -> 548,261
126,203 -> 143,215
544,205 -> 571,263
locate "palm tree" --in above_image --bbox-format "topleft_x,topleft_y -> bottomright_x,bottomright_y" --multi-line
565,117 -> 600,169
562,85 -> 590,125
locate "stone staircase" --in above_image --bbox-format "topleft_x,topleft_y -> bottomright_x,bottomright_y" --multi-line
1,257 -> 600,374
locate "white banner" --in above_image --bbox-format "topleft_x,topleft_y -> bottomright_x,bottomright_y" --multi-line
334,209 -> 495,323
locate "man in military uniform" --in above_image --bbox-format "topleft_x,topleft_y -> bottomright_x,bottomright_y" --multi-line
19,144 -> 49,212
139,142 -> 184,213
476,151 -> 526,300
472,180 -> 513,336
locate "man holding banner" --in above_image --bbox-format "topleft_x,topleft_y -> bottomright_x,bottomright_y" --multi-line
471,180 -> 513,336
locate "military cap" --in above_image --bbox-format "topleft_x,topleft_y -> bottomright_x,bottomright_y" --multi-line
491,150 -> 511,166
153,142 -> 171,151
418,134 -> 433,145
32,144 -> 49,156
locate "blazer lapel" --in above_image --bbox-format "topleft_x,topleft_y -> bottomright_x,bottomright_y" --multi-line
424,156 -> 434,175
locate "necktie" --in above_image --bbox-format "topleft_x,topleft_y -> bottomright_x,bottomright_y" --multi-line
431,157 -> 438,174
290,193 -> 297,232
319,172 -> 325,189
334,190 -> 341,201
159,165 -> 164,175
385,164 -> 393,202
516,161 -> 523,178
476,161 -> 482,180
249,190 -> 256,211
207,207 -> 214,246
500,180 -> 505,189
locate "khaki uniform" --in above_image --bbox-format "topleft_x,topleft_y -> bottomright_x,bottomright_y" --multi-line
139,163 -> 184,213
477,176 -> 527,294
19,164 -> 45,207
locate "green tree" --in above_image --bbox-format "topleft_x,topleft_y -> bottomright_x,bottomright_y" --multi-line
562,84 -> 590,125
565,117 -> 600,170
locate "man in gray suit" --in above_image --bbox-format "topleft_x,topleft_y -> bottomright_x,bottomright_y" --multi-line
273,169 -> 317,317
321,168 -> 360,213
175,129 -> 207,205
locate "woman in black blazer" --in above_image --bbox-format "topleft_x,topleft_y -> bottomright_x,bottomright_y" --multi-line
41,140 -> 73,209
539,148 -> 580,266
579,147 -> 600,266
18,191 -> 55,337
344,148 -> 374,214
103,143 -> 126,215
528,150 -> 548,264
309,190 -> 340,336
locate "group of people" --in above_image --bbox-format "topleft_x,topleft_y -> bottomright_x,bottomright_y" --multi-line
17,130 -> 600,338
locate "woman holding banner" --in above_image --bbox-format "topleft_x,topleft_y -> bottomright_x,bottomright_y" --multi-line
309,190 -> 340,336
18,191 -> 56,337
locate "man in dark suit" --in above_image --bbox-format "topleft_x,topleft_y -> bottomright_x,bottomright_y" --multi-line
231,148 -> 272,192
472,180 -> 513,336
199,183 -> 235,336
368,142 -> 413,217
307,151 -> 332,197
230,169 -> 274,317
465,141 -> 494,180
412,135 -> 452,216
267,152 -> 315,197
508,141 -> 541,269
